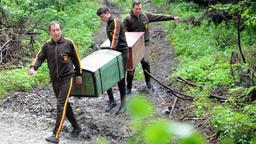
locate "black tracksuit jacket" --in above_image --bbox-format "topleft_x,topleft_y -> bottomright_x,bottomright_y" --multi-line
31,36 -> 82,80
106,15 -> 128,54
123,12 -> 175,43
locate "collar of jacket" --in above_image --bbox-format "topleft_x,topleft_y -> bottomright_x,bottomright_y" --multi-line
50,36 -> 65,44
130,11 -> 143,18
107,15 -> 115,24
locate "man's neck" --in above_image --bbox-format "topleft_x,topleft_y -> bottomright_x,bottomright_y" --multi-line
53,37 -> 61,42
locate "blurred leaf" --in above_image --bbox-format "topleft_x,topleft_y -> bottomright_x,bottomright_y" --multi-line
127,94 -> 153,118
178,132 -> 207,144
143,119 -> 173,144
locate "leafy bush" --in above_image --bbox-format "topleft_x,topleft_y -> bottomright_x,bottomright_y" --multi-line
0,65 -> 49,97
212,106 -> 256,144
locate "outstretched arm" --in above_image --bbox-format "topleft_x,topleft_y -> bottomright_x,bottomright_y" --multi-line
146,13 -> 181,22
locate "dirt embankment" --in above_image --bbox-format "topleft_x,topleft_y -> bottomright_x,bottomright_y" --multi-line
0,1 -> 216,144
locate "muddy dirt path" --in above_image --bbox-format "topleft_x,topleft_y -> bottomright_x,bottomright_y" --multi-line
0,1 -> 216,144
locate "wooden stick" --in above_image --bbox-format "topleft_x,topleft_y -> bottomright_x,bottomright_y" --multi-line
170,97 -> 178,115
176,76 -> 202,89
144,70 -> 194,100
208,94 -> 228,100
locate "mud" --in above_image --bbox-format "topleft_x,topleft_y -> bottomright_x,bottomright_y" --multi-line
0,1 -> 216,144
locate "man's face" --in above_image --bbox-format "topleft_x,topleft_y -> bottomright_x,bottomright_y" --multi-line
99,13 -> 110,23
49,23 -> 62,41
132,4 -> 142,16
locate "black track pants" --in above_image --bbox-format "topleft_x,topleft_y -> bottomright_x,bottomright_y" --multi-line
107,52 -> 128,104
52,77 -> 79,138
126,58 -> 151,89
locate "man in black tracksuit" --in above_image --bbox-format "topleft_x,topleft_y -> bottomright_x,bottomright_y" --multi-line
123,0 -> 181,94
28,21 -> 82,143
97,7 -> 128,114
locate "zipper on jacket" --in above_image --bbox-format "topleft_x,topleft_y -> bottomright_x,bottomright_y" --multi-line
55,42 -> 59,78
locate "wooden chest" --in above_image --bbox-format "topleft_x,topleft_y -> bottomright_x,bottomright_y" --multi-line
71,49 -> 124,97
100,32 -> 145,71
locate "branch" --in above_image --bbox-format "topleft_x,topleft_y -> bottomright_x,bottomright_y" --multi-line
208,94 -> 228,101
144,70 -> 194,100
176,76 -> 202,89
0,39 -> 12,52
169,97 -> 178,116
237,5 -> 246,63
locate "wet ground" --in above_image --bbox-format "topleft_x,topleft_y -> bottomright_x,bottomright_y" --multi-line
0,1 -> 216,144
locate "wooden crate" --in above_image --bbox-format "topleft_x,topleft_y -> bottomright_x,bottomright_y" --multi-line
100,32 -> 145,71
71,49 -> 124,97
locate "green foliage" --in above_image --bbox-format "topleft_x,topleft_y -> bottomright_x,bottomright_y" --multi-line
178,132 -> 207,144
193,89 -> 212,116
112,0 -> 133,12
61,1 -> 99,55
166,1 -> 202,18
134,64 -> 144,80
212,106 -> 256,144
155,1 -> 256,143
127,94 -> 154,118
209,0 -> 256,28
0,64 -> 49,97
143,119 -> 173,144
242,1 -> 256,27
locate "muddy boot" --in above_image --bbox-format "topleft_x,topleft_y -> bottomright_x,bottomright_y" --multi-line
146,80 -> 152,89
126,71 -> 134,94
105,101 -> 117,112
70,126 -> 82,138
45,134 -> 59,144
126,87 -> 132,95
116,104 -> 126,114
106,89 -> 117,112
116,95 -> 126,115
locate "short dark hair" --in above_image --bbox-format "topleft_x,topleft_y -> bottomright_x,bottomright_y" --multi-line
48,21 -> 62,31
132,0 -> 141,8
97,7 -> 110,16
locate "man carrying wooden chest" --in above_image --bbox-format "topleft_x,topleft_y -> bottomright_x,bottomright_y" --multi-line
97,7 -> 128,114
123,0 -> 181,94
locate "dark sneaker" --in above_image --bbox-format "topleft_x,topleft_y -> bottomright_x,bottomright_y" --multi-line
115,105 -> 126,115
71,126 -> 82,138
126,87 -> 132,94
45,134 -> 59,144
146,81 -> 152,89
105,101 -> 117,112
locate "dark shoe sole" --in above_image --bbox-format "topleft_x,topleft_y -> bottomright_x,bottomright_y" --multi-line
45,138 -> 59,144
115,106 -> 126,115
105,102 -> 117,112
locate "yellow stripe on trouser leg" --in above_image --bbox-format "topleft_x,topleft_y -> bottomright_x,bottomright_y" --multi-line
55,77 -> 73,139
